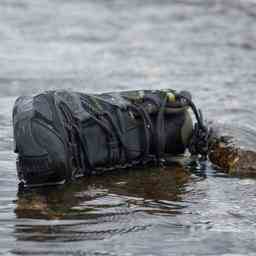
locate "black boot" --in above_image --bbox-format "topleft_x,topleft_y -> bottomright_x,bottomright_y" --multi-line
13,89 -> 194,187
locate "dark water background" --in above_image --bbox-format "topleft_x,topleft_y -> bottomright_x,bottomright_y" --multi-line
1,0 -> 256,255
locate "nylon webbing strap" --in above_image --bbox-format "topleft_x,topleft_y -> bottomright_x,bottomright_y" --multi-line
177,93 -> 210,159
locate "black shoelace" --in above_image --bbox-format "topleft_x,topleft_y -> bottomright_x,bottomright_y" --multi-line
58,91 -> 210,181
58,94 -> 156,178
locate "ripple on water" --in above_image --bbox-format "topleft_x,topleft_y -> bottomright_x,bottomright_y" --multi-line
10,166 -> 204,255
1,0 -> 256,255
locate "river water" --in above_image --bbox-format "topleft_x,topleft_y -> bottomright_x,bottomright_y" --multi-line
1,0 -> 256,255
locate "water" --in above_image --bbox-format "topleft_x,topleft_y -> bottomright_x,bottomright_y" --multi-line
1,0 -> 256,255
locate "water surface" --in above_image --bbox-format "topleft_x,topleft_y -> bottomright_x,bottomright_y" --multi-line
1,0 -> 256,255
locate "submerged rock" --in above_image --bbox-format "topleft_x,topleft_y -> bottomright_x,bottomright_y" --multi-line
209,134 -> 256,176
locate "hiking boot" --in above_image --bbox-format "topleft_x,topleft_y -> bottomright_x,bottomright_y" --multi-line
13,89 -> 198,187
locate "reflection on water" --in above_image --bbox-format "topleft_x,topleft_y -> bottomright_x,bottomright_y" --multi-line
12,161 -> 256,255
14,165 -> 195,242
